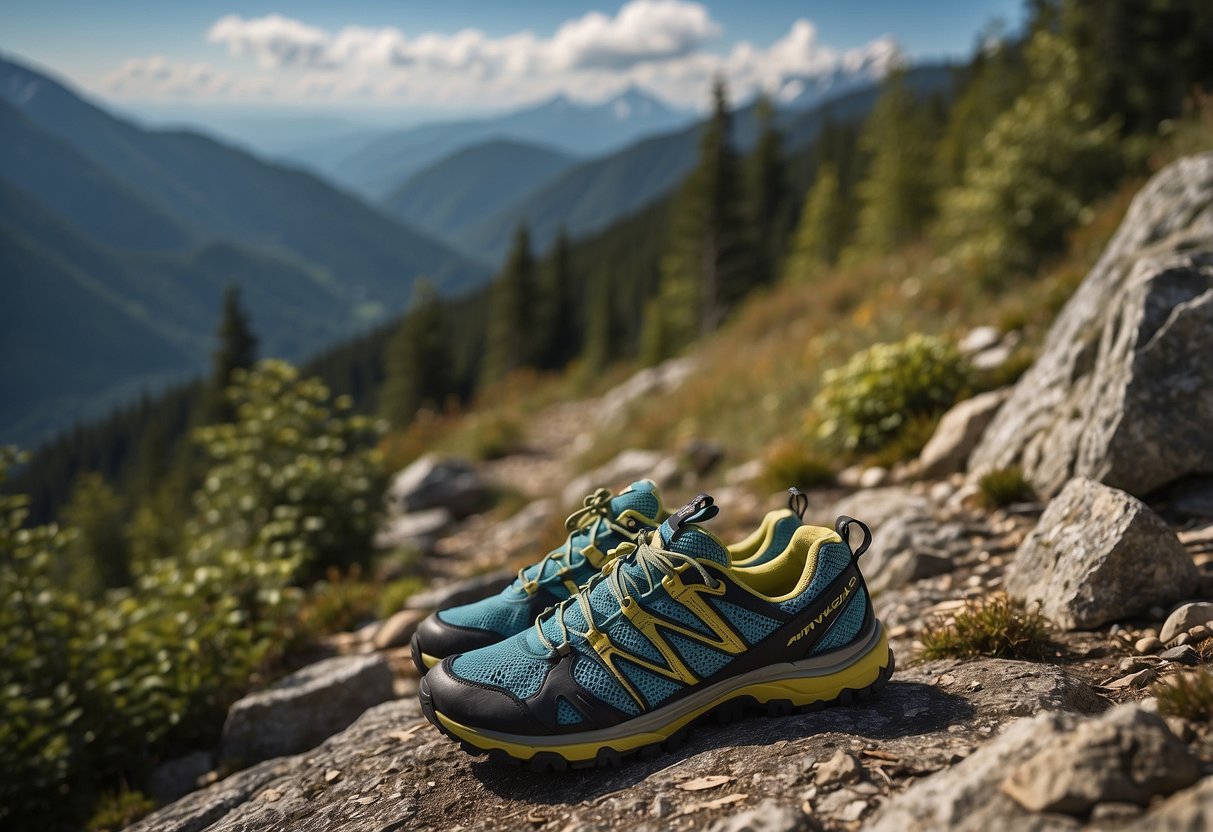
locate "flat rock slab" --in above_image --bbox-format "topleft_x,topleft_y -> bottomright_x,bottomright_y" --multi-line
221,654 -> 395,766
1006,477 -> 1198,629
135,659 -> 1103,832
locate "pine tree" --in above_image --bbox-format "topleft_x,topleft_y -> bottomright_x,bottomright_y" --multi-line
657,77 -> 753,350
851,69 -> 940,255
380,279 -> 452,428
581,271 -> 614,375
783,163 -> 845,283
934,28 -> 1123,282
207,285 -> 258,423
748,95 -> 791,284
482,226 -> 535,385
536,230 -> 576,370
60,472 -> 130,596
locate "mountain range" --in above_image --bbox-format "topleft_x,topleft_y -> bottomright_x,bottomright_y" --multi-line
0,55 -> 487,447
301,86 -> 694,199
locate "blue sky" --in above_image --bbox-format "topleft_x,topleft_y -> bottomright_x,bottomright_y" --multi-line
1,1 -> 1026,114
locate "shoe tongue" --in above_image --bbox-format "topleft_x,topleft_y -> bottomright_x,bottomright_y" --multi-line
609,478 -> 663,521
657,493 -> 729,566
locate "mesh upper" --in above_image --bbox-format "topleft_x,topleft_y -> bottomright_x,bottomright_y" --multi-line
555,697 -> 583,725
747,515 -> 800,566
813,588 -> 868,653
780,542 -> 852,614
449,635 -> 550,699
667,630 -> 732,678
607,616 -> 665,665
573,654 -> 639,715
437,591 -> 534,636
617,657 -> 681,708
711,598 -> 782,645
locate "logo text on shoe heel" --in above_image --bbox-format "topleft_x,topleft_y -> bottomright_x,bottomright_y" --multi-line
786,576 -> 857,647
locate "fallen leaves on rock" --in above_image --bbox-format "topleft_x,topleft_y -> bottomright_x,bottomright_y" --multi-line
677,793 -> 748,816
676,774 -> 734,791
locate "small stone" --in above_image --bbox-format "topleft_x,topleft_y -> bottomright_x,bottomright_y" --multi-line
1188,624 -> 1210,641
1117,657 -> 1151,674
917,389 -> 1010,479
1160,602 -> 1213,643
1135,636 -> 1163,654
325,769 -> 341,783
706,798 -> 810,832
859,466 -> 889,488
840,799 -> 869,822
1159,645 -> 1199,666
1089,802 -> 1143,824
650,796 -> 672,819
1103,668 -> 1158,690
1175,632 -> 1192,646
373,609 -> 426,650
1165,717 -> 1194,742
815,750 -> 862,786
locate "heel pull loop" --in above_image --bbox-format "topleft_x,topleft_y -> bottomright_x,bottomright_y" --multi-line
835,515 -> 872,559
787,487 -> 809,520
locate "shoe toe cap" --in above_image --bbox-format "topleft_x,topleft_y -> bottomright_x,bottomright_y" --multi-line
424,657 -> 548,735
412,611 -> 503,665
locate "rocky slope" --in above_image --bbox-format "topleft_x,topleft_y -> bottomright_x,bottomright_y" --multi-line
132,153 -> 1213,831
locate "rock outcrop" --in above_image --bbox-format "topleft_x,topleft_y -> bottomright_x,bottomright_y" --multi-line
1005,477 -> 1198,629
387,455 -> 490,519
220,655 -> 395,765
131,659 -> 1103,832
968,152 -> 1213,498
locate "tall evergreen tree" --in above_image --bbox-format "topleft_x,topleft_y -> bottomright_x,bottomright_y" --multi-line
482,226 -> 535,384
207,285 -> 258,423
851,69 -> 940,255
656,77 -> 753,351
380,279 -> 451,428
60,472 -> 130,596
747,95 -> 791,284
536,230 -> 576,370
934,28 -> 1123,282
581,271 -> 614,374
783,163 -> 846,283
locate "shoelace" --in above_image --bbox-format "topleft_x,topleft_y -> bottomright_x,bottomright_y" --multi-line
534,530 -> 719,655
517,488 -> 639,593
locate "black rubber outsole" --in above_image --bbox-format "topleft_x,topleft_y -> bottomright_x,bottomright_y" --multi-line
409,632 -> 427,675
418,648 -> 896,772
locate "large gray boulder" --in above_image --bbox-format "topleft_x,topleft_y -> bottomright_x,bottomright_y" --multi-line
1006,478 -> 1198,630
968,152 -> 1213,499
220,655 -> 394,765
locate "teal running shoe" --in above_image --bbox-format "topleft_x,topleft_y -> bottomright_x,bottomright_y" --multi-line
418,493 -> 892,768
410,484 -> 809,672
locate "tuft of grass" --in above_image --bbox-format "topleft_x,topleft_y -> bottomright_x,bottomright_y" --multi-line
760,438 -> 835,493
86,790 -> 155,832
977,465 -> 1035,509
920,592 -> 1052,661
378,576 -> 427,618
1151,668 -> 1213,722
293,566 -> 378,639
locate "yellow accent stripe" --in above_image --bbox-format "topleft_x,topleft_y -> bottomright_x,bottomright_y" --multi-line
420,651 -> 441,669
435,628 -> 890,762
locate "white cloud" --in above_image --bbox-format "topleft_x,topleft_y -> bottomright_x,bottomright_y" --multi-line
102,2 -> 898,111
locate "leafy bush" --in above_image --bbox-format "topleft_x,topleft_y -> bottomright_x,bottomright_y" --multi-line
378,576 -> 427,619
86,790 -> 155,832
0,361 -> 389,830
977,465 -> 1035,509
920,592 -> 1052,661
813,333 -> 971,454
760,438 -> 835,493
1151,669 -> 1213,723
191,360 -> 386,579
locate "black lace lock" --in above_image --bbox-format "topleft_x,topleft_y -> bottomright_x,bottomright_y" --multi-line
835,515 -> 872,559
787,487 -> 809,520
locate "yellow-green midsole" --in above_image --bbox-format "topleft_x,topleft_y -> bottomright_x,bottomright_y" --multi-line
436,626 -> 891,762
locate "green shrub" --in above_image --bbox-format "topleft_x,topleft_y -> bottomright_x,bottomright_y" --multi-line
460,411 -> 525,460
977,465 -> 1035,509
86,790 -> 155,832
378,576 -> 427,618
813,333 -> 971,455
293,567 -> 379,643
920,593 -> 1051,661
0,361 -> 390,830
1151,669 -> 1213,723
760,439 -> 835,493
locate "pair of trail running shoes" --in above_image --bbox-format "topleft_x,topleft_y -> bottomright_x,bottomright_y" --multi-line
413,480 -> 893,769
